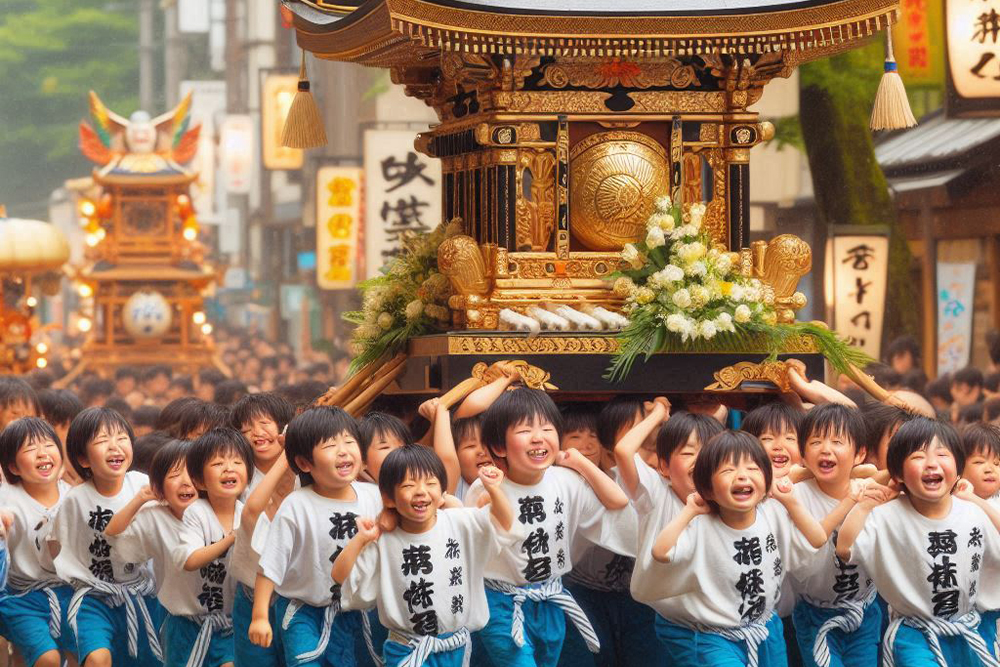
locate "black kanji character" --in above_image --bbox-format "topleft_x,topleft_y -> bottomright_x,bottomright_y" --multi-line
89,559 -> 114,582
602,555 -> 632,588
765,534 -> 777,553
927,556 -> 958,593
553,498 -> 564,515
973,552 -> 982,573
410,610 -> 439,636
740,595 -> 767,623
932,589 -> 960,617
733,537 -> 762,566
198,585 -> 224,612
445,539 -> 460,559
555,521 -> 564,541
449,567 -> 462,587
737,568 -> 765,600
381,152 -> 434,192
451,594 -> 465,615
842,244 -> 875,271
401,545 -> 433,576
522,528 -> 550,557
88,507 -> 114,532
329,512 -> 359,541
403,578 -> 435,614
518,496 -> 546,525
381,197 -> 430,235
88,537 -> 111,559
969,528 -> 984,549
556,548 -> 565,569
200,561 -> 227,585
927,531 -> 958,558
523,556 -> 552,583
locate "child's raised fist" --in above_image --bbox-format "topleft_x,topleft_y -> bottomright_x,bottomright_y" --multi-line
685,492 -> 710,515
355,516 -> 381,543
555,448 -> 587,470
770,476 -> 796,504
418,398 -> 441,421
954,479 -> 977,501
643,397 -> 672,422
478,465 -> 504,489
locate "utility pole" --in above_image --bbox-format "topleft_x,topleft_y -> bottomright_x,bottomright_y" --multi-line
139,0 -> 155,110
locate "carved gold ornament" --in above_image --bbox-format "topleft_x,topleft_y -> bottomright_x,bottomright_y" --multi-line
569,132 -> 670,251
705,361 -> 792,393
541,57 -> 700,91
515,150 -> 557,251
471,360 -> 557,391
740,234 -> 812,323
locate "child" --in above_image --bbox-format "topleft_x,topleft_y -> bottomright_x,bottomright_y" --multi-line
230,393 -> 295,493
103,438 -> 240,667
467,387 -> 631,666
250,406 -> 383,667
175,401 -> 230,442
560,404 -> 604,470
742,403 -> 803,481
36,388 -> 84,474
0,418 -> 76,667
49,407 -> 164,666
451,415 -> 492,502
334,445 -> 516,667
859,402 -> 914,471
959,423 -> 1000,659
649,430 -> 827,667
360,412 -> 413,482
0,376 -> 40,429
837,418 -> 1000,666
789,404 -> 881,667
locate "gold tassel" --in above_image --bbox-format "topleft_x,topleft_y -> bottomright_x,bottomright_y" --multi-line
870,29 -> 917,132
281,50 -> 328,149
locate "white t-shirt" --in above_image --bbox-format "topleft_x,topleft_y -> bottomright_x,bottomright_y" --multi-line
0,482 -> 68,587
850,496 -> 1000,620
50,472 -> 154,587
181,499 -> 242,615
258,483 -> 383,607
342,506 -> 515,636
790,480 -> 874,609
981,494 -> 1000,612
465,466 -> 630,586
243,465 -> 301,501
653,499 -> 818,628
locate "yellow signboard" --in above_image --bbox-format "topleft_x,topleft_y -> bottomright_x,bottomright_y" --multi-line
316,166 -> 362,289
893,0 -> 945,85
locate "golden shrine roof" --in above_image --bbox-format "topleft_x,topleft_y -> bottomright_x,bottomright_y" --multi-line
286,0 -> 899,63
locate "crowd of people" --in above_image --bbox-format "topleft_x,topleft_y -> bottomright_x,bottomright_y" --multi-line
0,331 -> 997,667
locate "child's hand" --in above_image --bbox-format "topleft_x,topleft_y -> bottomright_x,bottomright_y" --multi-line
555,448 -> 587,470
850,463 -> 880,479
248,619 -> 273,647
954,479 -> 977,501
0,509 -> 13,538
685,492 -> 710,515
418,398 -> 441,421
848,478 -> 868,503
478,465 -> 504,489
355,516 -> 381,543
643,397 -> 672,422
770,476 -> 796,504
137,485 -> 156,504
376,508 -> 397,534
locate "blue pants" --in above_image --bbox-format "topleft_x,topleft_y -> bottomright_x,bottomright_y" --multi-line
75,592 -> 165,666
558,583 -> 668,667
653,613 -> 788,667
479,587 -> 567,667
233,584 -> 285,667
980,609 -> 999,659
791,600 -> 881,667
280,599 -> 362,667
0,585 -> 77,666
163,614 -> 234,667
383,633 -> 466,667
889,623 -> 989,666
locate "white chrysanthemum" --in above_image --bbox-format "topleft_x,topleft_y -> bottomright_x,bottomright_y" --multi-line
716,312 -> 734,332
715,253 -> 733,276
636,288 -> 656,305
730,284 -> 745,302
377,312 -> 394,329
699,320 -> 718,339
664,264 -> 685,282
654,195 -> 673,213
691,285 -> 710,307
686,260 -> 707,278
646,225 -> 666,249
356,323 -> 379,339
650,212 -> 675,232
613,276 -> 638,297
666,313 -> 694,341
735,304 -> 752,323
622,244 -> 644,268
672,288 -> 692,309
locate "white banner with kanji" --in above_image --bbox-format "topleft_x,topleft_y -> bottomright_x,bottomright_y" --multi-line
830,234 -> 889,361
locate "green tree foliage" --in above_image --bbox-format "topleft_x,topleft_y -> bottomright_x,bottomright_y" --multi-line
798,40 -> 921,345
0,0 -> 139,218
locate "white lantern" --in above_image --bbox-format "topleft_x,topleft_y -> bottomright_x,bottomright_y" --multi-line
122,290 -> 173,339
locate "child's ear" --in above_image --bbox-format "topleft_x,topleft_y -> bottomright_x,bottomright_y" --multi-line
77,455 -> 91,470
656,457 -> 671,478
294,455 -> 313,474
381,493 -> 396,509
7,461 -> 19,477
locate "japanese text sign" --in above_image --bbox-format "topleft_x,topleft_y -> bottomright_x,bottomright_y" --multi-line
947,0 -> 1000,114
830,234 -> 889,361
316,166 -> 362,289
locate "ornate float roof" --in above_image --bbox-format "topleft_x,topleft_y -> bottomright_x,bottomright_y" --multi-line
0,216 -> 70,274
286,0 -> 898,63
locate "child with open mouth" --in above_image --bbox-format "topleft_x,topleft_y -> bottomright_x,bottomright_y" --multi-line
838,417 -> 1000,667
648,430 -> 827,667
334,445 -> 520,666
0,417 -> 77,667
48,406 -> 165,666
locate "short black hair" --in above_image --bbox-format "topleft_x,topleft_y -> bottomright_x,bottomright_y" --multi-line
143,365 -> 173,382
198,368 -> 226,388
80,377 -> 114,404
103,397 -> 133,422
886,417 -> 964,483
230,393 -> 295,434
175,401 -> 230,440
156,397 -> 201,432
285,407 -> 362,485
132,405 -> 161,429
0,417 -> 60,484
148,439 -> 191,498
596,397 -> 643,450
886,335 -> 920,364
960,422 -> 1000,462
66,407 -> 135,480
985,372 -> 1000,394
214,379 -> 248,406
451,414 -> 482,446
115,366 -> 140,382
359,412 -> 414,461
170,375 -> 194,394
958,402 -> 984,424
865,363 -> 901,391
378,444 -> 448,500
480,388 -> 563,457
275,381 -> 329,411
985,398 -> 1000,422
562,403 -> 599,438
692,430 -> 772,512
797,404 -> 867,457
953,366 -> 985,390
37,388 -> 83,426
925,375 -> 953,403
860,401 -> 915,450
186,427 -> 254,491
657,412 -> 724,464
742,403 -> 803,440
0,376 -> 40,415
901,369 -> 930,395
133,430 -> 173,474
